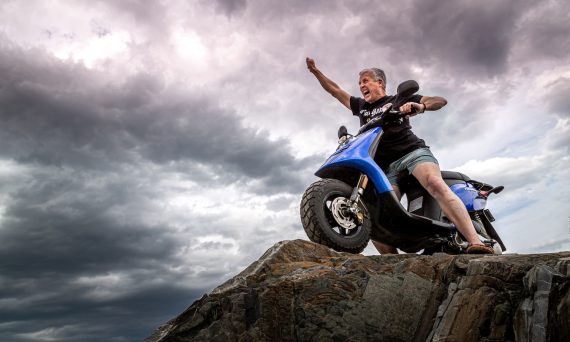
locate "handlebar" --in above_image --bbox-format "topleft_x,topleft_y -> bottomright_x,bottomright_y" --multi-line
357,108 -> 409,135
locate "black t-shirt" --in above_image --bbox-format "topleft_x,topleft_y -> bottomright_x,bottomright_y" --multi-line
350,94 -> 427,169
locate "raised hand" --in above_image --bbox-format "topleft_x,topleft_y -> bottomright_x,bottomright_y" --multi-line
306,57 -> 317,73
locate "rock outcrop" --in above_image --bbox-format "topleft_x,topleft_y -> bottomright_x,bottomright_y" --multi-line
146,240 -> 570,342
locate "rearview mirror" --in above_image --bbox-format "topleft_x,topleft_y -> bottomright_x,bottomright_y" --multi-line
397,80 -> 419,97
338,125 -> 348,139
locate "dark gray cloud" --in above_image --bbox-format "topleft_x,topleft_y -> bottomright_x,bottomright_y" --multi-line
212,0 -> 248,17
0,30 -> 312,340
0,39 -> 314,192
89,0 -> 172,42
220,0 -> 568,150
261,0 -> 565,84
355,0 -> 531,78
515,0 -> 570,61
0,172 -> 171,271
0,163 -> 211,340
543,76 -> 570,118
0,283 -> 204,341
410,87 -> 504,148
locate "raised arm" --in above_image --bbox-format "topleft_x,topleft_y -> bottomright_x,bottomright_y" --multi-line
306,57 -> 351,110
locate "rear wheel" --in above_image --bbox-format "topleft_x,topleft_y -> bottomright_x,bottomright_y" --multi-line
300,179 -> 371,253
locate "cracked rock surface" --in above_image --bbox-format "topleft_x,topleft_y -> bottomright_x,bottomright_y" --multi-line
146,240 -> 570,342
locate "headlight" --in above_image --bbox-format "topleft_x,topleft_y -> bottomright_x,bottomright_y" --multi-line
473,197 -> 487,211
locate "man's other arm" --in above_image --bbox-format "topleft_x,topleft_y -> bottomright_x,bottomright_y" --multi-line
420,96 -> 447,111
400,96 -> 448,115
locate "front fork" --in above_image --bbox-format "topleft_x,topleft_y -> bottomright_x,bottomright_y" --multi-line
349,174 -> 369,224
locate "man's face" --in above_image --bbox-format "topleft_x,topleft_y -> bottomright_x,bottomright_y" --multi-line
359,72 -> 384,103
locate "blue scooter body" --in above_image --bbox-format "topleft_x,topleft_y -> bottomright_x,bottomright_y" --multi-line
316,127 -> 485,213
313,120 -> 504,253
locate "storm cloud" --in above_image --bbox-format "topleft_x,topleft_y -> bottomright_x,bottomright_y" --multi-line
0,24 -> 311,341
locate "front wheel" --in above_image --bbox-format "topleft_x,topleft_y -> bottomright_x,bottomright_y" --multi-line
300,179 -> 371,253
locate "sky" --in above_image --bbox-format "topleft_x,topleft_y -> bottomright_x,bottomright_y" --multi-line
0,0 -> 568,341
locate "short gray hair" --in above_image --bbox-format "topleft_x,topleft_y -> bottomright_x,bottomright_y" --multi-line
359,68 -> 386,88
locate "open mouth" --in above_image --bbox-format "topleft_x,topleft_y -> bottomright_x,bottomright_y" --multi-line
362,89 -> 370,97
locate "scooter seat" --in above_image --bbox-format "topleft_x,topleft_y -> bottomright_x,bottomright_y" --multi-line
441,171 -> 470,181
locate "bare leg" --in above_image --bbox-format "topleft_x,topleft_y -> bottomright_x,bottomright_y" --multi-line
392,184 -> 402,199
411,162 -> 485,247
372,185 -> 400,255
372,240 -> 398,254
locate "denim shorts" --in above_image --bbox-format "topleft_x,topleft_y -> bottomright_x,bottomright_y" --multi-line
385,147 -> 439,185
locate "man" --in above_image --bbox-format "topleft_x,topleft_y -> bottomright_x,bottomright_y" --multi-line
306,57 -> 493,254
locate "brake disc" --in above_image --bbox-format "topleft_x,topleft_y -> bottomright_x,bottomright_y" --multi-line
330,197 -> 357,229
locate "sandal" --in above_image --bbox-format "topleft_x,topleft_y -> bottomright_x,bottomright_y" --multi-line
466,244 -> 494,255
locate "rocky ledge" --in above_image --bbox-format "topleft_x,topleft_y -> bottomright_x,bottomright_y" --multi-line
146,240 -> 570,342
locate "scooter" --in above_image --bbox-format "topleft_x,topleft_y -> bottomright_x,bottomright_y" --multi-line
300,80 -> 506,254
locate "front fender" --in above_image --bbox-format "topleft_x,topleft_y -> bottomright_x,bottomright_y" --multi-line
316,128 -> 393,193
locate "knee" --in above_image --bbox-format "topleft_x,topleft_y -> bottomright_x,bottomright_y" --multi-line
424,174 -> 448,198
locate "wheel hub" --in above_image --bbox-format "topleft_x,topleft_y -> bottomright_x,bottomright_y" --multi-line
330,197 -> 357,229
